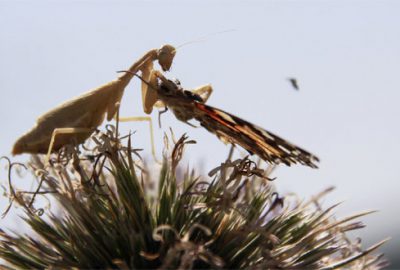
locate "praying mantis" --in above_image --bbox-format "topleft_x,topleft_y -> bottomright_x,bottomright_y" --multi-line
12,44 -> 177,163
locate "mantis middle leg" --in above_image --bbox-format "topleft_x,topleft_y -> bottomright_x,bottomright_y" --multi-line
117,116 -> 159,163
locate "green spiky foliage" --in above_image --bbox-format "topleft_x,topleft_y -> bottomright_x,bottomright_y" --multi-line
0,129 -> 388,269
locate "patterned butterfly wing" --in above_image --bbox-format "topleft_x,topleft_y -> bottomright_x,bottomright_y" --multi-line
193,103 -> 319,168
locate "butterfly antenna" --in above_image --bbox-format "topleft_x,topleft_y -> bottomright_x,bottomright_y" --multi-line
116,70 -> 156,90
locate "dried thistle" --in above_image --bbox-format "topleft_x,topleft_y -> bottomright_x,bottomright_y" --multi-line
0,128 -> 389,269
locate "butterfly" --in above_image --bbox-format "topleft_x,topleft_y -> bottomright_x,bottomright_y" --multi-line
137,70 -> 320,168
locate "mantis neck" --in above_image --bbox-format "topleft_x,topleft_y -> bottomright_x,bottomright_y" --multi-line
118,49 -> 157,82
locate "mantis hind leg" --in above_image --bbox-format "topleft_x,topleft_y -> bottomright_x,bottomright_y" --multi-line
117,116 -> 159,164
46,127 -> 93,165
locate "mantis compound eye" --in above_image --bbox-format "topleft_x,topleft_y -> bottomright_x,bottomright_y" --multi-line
157,44 -> 176,71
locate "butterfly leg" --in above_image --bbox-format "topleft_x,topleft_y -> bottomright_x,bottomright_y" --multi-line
157,107 -> 168,128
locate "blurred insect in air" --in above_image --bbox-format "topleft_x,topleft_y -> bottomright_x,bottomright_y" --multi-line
126,70 -> 319,168
287,77 -> 299,90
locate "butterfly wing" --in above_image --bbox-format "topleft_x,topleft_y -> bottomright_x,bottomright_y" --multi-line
193,103 -> 319,168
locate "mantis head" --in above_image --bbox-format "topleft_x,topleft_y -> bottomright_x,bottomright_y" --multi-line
157,44 -> 176,71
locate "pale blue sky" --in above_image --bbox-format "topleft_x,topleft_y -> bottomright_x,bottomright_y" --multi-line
1,0 -> 399,264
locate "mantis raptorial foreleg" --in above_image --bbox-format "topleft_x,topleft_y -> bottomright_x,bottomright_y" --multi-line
46,128 -> 93,164
117,44 -> 176,115
117,116 -> 159,163
141,61 -> 160,114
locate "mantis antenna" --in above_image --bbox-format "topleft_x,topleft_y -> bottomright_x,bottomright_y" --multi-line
175,29 -> 237,50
